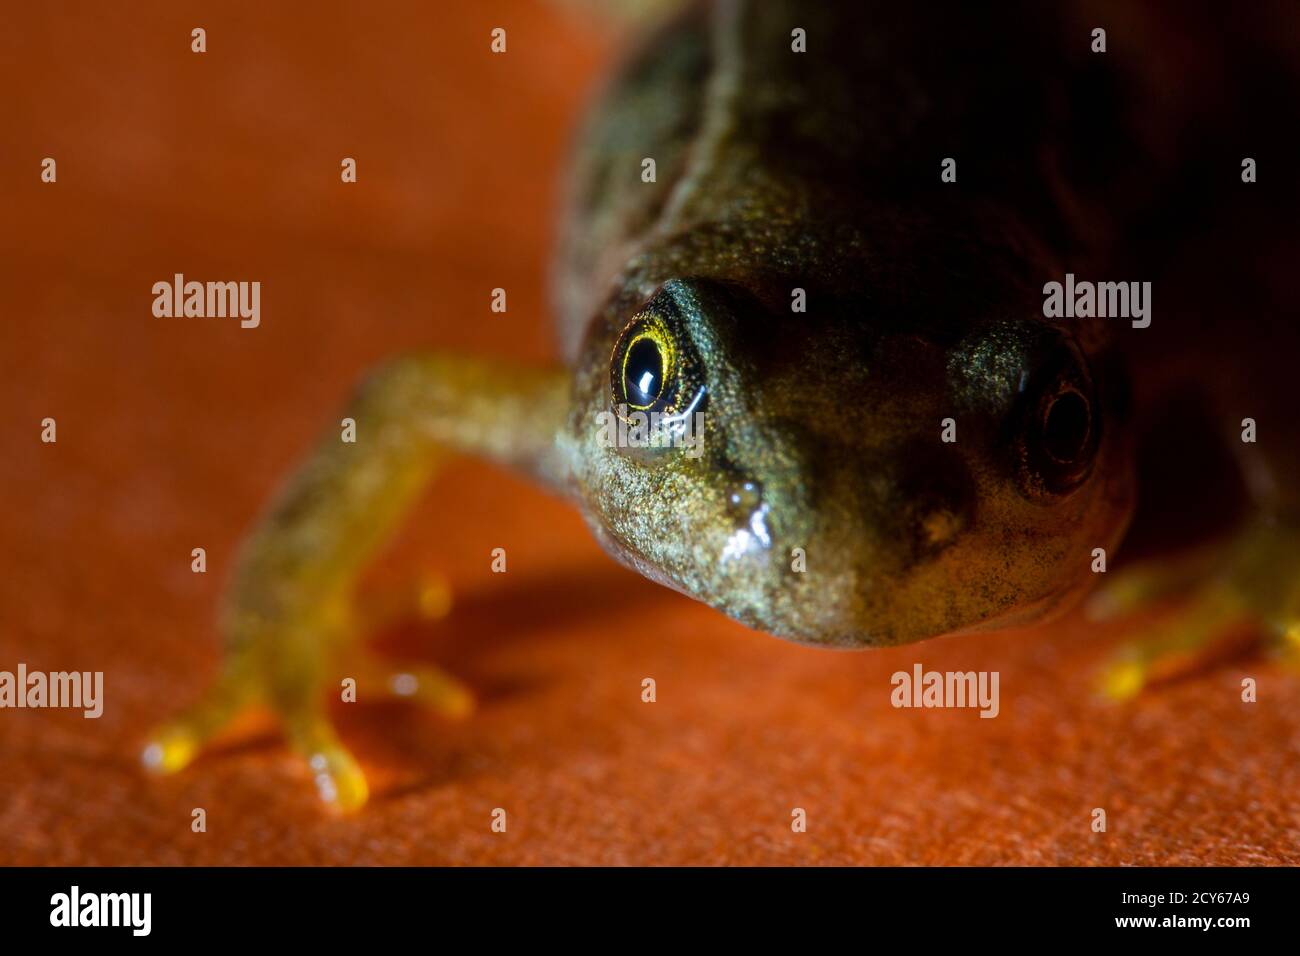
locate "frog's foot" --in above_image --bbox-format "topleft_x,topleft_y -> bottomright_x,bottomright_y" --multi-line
279,698 -> 371,811
341,572 -> 472,716
1092,517 -> 1300,700
141,618 -> 373,812
142,578 -> 469,814
1093,583 -> 1252,700
285,647 -> 474,809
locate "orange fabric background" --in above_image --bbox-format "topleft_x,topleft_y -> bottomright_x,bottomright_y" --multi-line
1,1 -> 1296,865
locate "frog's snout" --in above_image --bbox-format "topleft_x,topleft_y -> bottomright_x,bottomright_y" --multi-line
704,419 -> 982,646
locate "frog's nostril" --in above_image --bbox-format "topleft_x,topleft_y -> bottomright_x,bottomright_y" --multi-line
726,480 -> 763,519
920,506 -> 965,548
889,443 -> 975,560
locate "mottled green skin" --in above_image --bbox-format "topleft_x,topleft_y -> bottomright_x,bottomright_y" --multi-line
553,0 -> 1300,647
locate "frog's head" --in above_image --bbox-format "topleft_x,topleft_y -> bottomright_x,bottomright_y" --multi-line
565,275 -> 1135,647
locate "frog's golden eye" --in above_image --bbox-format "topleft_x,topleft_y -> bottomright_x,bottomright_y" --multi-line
611,311 -> 696,420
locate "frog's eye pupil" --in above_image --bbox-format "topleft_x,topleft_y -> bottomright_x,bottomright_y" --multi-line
625,337 -> 664,406
1042,389 -> 1090,463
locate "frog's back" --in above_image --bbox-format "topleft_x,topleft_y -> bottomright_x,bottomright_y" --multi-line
552,0 -> 1130,361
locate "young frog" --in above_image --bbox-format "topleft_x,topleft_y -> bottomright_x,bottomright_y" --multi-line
144,0 -> 1300,809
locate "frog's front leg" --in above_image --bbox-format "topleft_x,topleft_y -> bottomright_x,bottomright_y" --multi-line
142,353 -> 570,811
1091,514 -> 1300,699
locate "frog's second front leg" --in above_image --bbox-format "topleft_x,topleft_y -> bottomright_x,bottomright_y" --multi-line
142,354 -> 570,811
1090,514 -> 1300,699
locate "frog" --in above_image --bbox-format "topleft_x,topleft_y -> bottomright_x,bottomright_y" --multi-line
143,0 -> 1300,810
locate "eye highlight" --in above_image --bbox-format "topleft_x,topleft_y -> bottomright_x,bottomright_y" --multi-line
610,310 -> 698,420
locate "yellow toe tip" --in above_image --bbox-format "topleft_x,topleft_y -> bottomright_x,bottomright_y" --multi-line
315,770 -> 369,813
1098,660 -> 1145,701
141,731 -> 197,775
1284,623 -> 1300,650
417,578 -> 453,620
442,688 -> 476,720
309,750 -> 370,812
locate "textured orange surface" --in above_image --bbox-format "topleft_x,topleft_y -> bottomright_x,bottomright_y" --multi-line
2,1 -> 1298,866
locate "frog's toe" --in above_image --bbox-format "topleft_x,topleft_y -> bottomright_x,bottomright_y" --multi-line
342,649 -> 475,719
384,665 -> 475,718
1265,594 -> 1300,664
1276,623 -> 1300,670
356,570 -> 454,631
1221,516 -> 1300,656
413,573 -> 454,622
1096,656 -> 1146,701
276,649 -> 472,812
284,707 -> 370,812
141,668 -> 254,775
